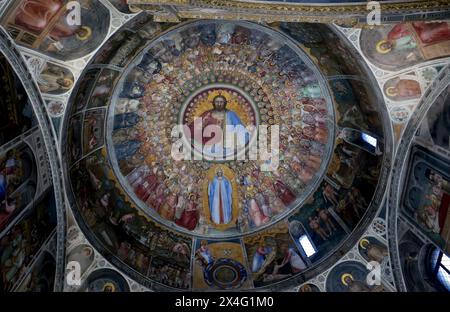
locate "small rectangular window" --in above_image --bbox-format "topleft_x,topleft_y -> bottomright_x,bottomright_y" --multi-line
299,235 -> 316,257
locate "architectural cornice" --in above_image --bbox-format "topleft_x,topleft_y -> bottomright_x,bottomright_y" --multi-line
128,0 -> 450,24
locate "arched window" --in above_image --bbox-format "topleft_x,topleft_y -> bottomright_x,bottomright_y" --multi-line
431,248 -> 450,291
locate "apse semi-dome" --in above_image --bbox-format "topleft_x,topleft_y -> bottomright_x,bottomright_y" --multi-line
63,15 -> 392,291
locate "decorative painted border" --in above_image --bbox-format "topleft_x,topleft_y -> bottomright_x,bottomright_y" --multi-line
130,0 -> 449,11
0,26 -> 66,292
128,0 -> 450,23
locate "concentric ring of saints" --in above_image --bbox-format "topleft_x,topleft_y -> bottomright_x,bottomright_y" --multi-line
107,20 -> 335,238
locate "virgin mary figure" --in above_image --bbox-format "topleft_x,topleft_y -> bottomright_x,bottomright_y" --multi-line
208,168 -> 233,225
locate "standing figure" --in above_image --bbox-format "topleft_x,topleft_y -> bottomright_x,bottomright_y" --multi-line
323,183 -> 339,207
159,191 -> 178,221
273,180 -> 296,207
175,193 -> 199,231
208,168 -> 233,225
309,216 -> 329,241
247,196 -> 270,227
317,208 -> 336,235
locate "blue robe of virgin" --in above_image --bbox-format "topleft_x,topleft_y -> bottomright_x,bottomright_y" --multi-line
208,175 -> 233,225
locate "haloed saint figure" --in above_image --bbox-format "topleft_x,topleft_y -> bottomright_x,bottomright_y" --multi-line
188,93 -> 251,158
208,168 -> 233,225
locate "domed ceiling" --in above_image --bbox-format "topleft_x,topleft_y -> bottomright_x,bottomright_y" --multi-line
109,21 -> 336,237
63,17 -> 391,291
0,0 -> 449,294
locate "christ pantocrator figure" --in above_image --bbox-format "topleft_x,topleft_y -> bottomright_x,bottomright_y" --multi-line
189,94 -> 249,158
